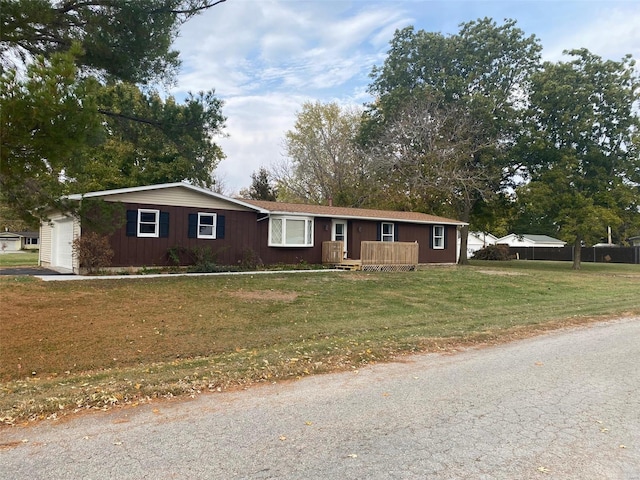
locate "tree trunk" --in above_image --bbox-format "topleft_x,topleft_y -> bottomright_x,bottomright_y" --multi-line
458,203 -> 472,265
572,236 -> 582,270
458,224 -> 470,265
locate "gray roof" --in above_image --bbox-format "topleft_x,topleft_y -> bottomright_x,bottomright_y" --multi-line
521,234 -> 564,243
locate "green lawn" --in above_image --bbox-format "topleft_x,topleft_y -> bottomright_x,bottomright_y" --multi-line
0,251 -> 39,267
1,260 -> 638,424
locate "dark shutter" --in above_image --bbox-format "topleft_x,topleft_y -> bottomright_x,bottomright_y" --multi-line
126,210 -> 137,237
188,214 -> 197,238
159,211 -> 169,238
429,225 -> 434,249
376,222 -> 381,241
216,215 -> 225,239
394,223 -> 399,242
443,226 -> 447,249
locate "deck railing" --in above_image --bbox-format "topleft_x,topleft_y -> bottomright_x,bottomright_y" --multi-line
322,241 -> 344,264
360,241 -> 418,268
323,240 -> 419,271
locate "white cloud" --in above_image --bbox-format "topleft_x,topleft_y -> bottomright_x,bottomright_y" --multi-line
542,5 -> 640,62
214,93 -> 308,194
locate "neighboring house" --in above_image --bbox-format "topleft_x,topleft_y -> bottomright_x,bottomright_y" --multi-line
39,182 -> 466,274
629,236 -> 640,247
0,231 -> 39,252
467,231 -> 498,256
496,234 -> 566,248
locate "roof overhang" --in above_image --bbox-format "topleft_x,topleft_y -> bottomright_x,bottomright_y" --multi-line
264,211 -> 466,226
65,182 -> 269,213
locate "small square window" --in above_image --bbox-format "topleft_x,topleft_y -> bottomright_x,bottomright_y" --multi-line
198,213 -> 216,239
138,209 -> 159,237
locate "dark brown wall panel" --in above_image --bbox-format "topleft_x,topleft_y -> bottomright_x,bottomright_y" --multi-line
87,203 -> 460,267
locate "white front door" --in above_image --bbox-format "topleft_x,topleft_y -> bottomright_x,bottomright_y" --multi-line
53,217 -> 74,271
332,220 -> 347,259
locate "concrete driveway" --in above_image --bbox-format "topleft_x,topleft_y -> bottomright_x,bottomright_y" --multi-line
0,267 -> 65,276
1,317 -> 639,479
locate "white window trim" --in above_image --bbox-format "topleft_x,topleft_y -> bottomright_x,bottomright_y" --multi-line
268,216 -> 314,247
197,212 -> 217,239
381,222 -> 394,242
433,225 -> 445,249
138,209 -> 159,238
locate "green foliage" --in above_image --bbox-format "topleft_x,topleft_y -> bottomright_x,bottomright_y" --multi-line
0,1 -> 226,224
363,18 -> 542,144
239,248 -> 261,270
72,231 -> 114,273
77,199 -> 125,235
0,47 -> 101,221
515,49 -> 640,268
72,85 -> 226,191
241,167 -> 278,201
167,245 -> 234,272
1,0 -> 225,84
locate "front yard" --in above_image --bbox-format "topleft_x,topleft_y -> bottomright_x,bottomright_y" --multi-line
1,260 -> 639,425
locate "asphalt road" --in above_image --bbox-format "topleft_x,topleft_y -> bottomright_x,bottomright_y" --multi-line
1,317 -> 639,479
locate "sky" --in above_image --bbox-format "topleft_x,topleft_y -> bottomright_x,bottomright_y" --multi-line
171,0 -> 640,194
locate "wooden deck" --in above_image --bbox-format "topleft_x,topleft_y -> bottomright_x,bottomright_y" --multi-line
323,241 -> 419,272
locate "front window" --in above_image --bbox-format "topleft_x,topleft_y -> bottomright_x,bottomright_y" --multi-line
381,222 -> 394,242
138,209 -> 159,237
433,225 -> 445,249
269,216 -> 314,247
198,213 -> 217,239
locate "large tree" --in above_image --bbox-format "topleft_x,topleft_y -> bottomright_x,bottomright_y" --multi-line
0,0 -> 227,223
1,0 -> 226,83
366,94 -> 499,232
71,82 -> 225,191
363,18 -> 542,263
0,47 -> 101,221
515,49 -> 640,269
276,101 -> 372,207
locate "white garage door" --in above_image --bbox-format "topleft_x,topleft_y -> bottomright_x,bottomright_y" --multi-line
53,218 -> 74,271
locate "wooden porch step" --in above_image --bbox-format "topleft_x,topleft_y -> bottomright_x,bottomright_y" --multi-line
332,259 -> 362,271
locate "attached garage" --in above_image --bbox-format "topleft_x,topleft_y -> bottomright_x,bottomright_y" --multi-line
39,215 -> 79,273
